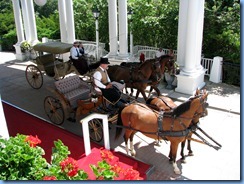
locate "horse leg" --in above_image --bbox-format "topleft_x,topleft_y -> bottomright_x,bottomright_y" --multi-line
169,142 -> 181,174
187,139 -> 194,156
123,134 -> 129,155
129,132 -> 136,156
130,87 -> 134,96
180,140 -> 187,163
124,130 -> 134,155
140,91 -> 148,101
135,90 -> 140,99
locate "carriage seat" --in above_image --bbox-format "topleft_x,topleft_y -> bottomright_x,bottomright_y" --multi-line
55,75 -> 91,108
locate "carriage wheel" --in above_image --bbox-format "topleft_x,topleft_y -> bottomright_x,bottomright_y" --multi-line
25,65 -> 43,89
88,119 -> 103,142
44,96 -> 65,125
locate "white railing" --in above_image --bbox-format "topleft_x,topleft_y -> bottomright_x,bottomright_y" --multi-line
201,58 -> 213,76
132,45 -> 214,76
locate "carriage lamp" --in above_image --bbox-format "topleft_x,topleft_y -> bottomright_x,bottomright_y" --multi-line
128,9 -> 134,56
92,8 -> 100,60
92,8 -> 100,20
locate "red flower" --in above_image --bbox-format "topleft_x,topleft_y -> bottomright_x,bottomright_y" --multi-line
122,168 -> 143,180
43,176 -> 57,180
100,149 -> 114,162
97,176 -> 105,180
60,157 -> 79,177
25,135 -> 41,147
111,163 -> 122,174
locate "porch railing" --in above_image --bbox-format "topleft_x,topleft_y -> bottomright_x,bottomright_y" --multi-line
133,45 -> 214,76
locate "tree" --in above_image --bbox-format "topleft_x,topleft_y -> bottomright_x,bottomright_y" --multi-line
1,0 -> 240,64
203,0 -> 240,62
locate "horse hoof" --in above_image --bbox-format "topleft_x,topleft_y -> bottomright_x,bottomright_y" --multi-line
174,170 -> 181,175
154,141 -> 160,147
131,152 -> 136,157
188,152 -> 194,156
180,158 -> 186,164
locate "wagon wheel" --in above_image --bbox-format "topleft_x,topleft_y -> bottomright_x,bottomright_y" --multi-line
25,64 -> 43,89
44,96 -> 65,125
88,119 -> 103,142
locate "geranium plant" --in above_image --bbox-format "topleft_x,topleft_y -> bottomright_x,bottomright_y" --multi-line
20,41 -> 32,53
0,134 -> 143,180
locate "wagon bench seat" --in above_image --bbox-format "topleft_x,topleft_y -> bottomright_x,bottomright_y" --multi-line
55,75 -> 90,108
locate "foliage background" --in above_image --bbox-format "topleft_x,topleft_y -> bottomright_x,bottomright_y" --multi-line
0,0 -> 240,64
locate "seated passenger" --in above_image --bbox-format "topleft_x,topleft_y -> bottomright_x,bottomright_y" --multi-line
156,47 -> 165,58
79,42 -> 85,55
93,57 -> 126,108
70,41 -> 89,75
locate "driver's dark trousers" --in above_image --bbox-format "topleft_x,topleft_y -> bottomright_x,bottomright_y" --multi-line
72,57 -> 89,75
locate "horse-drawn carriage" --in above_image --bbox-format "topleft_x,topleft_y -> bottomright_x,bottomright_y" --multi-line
25,41 -> 98,89
43,74 -> 221,174
35,42 -> 221,175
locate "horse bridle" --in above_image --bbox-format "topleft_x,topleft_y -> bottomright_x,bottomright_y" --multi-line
150,60 -> 162,82
193,94 -> 209,119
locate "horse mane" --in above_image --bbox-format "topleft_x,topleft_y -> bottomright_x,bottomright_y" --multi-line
146,97 -> 154,104
146,96 -> 157,104
171,100 -> 192,117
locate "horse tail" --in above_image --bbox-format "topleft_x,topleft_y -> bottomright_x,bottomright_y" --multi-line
115,106 -> 126,140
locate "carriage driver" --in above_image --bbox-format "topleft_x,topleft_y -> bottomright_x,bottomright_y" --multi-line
93,57 -> 127,108
70,41 -> 89,75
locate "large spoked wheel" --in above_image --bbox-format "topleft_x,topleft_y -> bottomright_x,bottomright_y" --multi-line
88,119 -> 103,142
44,96 -> 65,125
25,65 -> 43,89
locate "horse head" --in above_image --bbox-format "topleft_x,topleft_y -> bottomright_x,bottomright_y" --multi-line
141,59 -> 162,83
189,89 -> 209,124
158,55 -> 175,74
151,60 -> 162,82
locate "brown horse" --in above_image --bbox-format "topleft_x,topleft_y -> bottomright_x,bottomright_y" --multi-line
146,92 -> 207,163
115,89 -> 208,174
107,59 -> 162,101
108,55 -> 173,100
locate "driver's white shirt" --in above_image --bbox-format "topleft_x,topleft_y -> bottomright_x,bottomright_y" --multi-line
93,67 -> 111,92
156,50 -> 165,58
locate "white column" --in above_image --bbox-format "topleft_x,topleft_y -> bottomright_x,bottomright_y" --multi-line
12,0 -> 25,44
26,0 -> 39,45
65,0 -> 75,44
118,0 -> 129,58
176,0 -> 188,67
58,0 -> 67,43
20,0 -> 31,41
108,0 -> 118,57
175,0 -> 206,95
12,0 -> 25,61
195,1 -> 205,71
130,26 -> 133,56
181,0 -> 199,75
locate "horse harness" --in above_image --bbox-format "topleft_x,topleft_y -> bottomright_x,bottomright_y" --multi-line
127,61 -> 162,84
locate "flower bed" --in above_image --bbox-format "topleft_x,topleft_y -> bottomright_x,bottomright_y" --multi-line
0,134 -> 143,180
